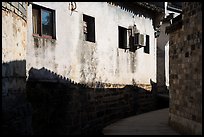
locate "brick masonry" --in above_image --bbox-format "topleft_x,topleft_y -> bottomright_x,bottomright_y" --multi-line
168,2 -> 202,135
25,67 -> 165,135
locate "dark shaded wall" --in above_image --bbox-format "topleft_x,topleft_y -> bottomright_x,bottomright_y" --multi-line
2,61 -> 32,135
2,2 -> 167,135
26,68 -> 164,135
167,2 -> 202,135
2,2 -> 33,135
157,21 -> 170,93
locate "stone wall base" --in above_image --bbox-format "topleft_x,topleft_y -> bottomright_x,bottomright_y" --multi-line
169,113 -> 202,135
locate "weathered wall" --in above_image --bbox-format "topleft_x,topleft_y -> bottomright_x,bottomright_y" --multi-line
26,2 -> 157,90
157,21 -> 170,92
2,2 -> 32,135
26,67 -> 162,135
157,3 -> 181,92
2,2 -> 27,62
168,2 -> 202,135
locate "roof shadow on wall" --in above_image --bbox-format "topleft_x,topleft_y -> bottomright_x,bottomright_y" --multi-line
27,67 -> 156,93
27,67 -> 88,89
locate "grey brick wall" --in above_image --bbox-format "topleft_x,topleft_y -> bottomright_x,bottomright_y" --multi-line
168,2 -> 202,135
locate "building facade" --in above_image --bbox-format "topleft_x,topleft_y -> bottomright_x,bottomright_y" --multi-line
26,2 -> 164,90
2,2 -> 165,135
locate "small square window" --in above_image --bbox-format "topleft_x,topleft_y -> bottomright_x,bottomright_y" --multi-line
144,35 -> 150,54
118,26 -> 128,49
83,14 -> 95,43
32,4 -> 56,39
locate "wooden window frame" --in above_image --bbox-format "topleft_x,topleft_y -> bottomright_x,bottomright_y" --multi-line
32,4 -> 56,39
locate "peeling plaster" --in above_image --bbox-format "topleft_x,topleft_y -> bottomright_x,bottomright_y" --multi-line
2,10 -> 27,62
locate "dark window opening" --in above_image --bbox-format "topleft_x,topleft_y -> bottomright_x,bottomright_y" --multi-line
83,14 -> 95,43
144,35 -> 150,54
118,26 -> 128,49
32,4 -> 56,39
129,35 -> 135,52
42,9 -> 53,36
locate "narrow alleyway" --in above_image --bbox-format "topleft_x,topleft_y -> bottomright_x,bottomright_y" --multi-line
103,108 -> 180,135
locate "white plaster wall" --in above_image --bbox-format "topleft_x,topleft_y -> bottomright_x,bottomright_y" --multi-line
163,2 -> 180,88
27,2 -> 157,86
2,10 -> 27,63
165,41 -> 169,87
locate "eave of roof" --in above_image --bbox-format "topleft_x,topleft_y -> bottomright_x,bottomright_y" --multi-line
133,2 -> 165,13
110,2 -> 165,13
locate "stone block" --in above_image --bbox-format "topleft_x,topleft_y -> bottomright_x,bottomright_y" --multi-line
13,61 -> 26,77
18,4 -> 26,16
7,78 -> 25,92
2,77 -> 9,90
2,64 -> 7,77
5,64 -> 14,77
10,2 -> 19,9
5,2 -> 11,10
22,2 -> 27,9
22,9 -> 27,18
2,2 -> 7,8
